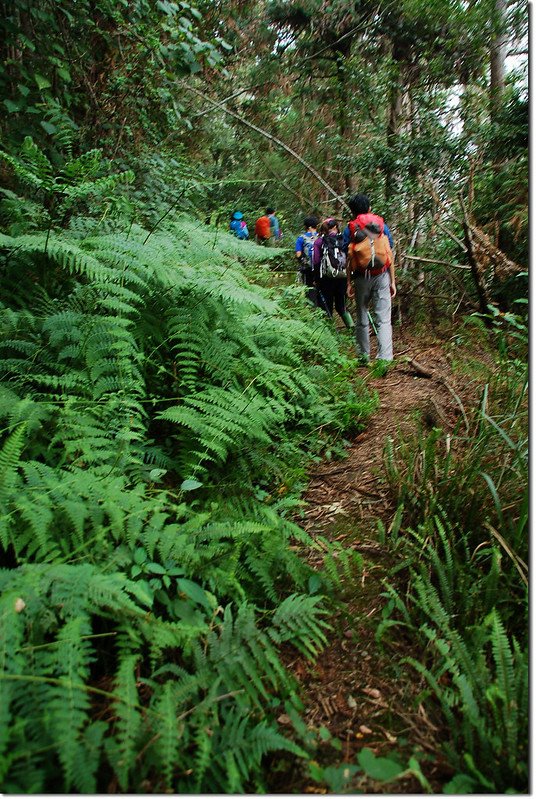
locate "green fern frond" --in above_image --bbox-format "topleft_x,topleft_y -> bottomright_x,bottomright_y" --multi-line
0,140 -> 52,190
44,615 -> 95,791
489,610 -> 518,756
0,422 -> 26,506
152,680 -> 181,790
270,594 -> 330,658
109,653 -> 142,791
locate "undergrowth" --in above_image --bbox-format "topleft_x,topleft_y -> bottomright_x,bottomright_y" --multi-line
0,140 -> 375,792
377,313 -> 528,793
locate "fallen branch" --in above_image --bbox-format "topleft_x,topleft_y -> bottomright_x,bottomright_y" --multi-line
402,254 -> 470,270
178,81 -> 349,209
408,359 -> 434,378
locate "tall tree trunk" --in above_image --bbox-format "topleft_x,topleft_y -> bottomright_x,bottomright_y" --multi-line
490,0 -> 508,248
385,43 -> 404,203
335,44 -> 353,196
490,0 -> 507,124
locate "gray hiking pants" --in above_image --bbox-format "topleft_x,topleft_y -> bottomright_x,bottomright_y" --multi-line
353,270 -> 393,361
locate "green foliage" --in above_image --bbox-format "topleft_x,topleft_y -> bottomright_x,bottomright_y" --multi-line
0,137 -> 134,228
470,87 -> 529,267
0,0 -> 225,153
308,746 -> 433,794
383,329 -> 528,594
0,563 -> 330,792
377,513 -> 528,791
380,324 -> 528,792
0,154 -> 373,790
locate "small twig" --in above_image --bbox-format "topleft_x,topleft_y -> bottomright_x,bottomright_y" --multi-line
429,396 -> 450,427
437,375 -> 470,433
311,466 -> 349,478
142,187 -> 187,245
352,487 -> 383,499
111,116 -> 128,160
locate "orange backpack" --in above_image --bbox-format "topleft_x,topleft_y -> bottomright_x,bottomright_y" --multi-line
254,215 -> 271,240
348,213 -> 392,277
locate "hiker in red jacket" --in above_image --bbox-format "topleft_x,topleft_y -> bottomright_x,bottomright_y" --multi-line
344,193 -> 396,363
255,207 -> 281,245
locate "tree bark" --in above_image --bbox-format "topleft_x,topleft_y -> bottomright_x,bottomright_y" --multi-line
335,44 -> 353,195
385,43 -> 404,203
490,0 -> 508,125
490,0 -> 508,249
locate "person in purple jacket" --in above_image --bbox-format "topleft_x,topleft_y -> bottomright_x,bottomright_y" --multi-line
312,218 -> 354,329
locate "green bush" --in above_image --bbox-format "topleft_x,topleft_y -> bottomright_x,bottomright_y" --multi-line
0,145 -> 374,791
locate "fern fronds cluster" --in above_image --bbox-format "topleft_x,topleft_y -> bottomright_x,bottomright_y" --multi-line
0,562 -> 331,792
380,339 -> 528,793
0,200 -> 369,791
379,510 -> 528,792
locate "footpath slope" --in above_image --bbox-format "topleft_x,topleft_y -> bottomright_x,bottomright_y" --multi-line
278,333 -> 472,794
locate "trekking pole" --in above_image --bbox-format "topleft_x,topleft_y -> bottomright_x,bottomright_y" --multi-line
368,310 -> 378,336
316,287 -> 332,317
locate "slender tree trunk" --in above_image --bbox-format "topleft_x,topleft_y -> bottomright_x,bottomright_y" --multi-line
385,43 -> 404,203
335,44 -> 353,195
490,0 -> 507,124
490,0 -> 508,248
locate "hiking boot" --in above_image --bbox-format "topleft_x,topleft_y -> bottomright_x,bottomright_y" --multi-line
341,310 -> 354,329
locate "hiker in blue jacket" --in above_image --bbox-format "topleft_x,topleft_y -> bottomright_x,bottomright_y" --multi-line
267,208 -> 282,242
295,215 -> 319,303
230,211 -> 249,239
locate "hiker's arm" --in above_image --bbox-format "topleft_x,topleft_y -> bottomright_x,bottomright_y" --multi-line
389,259 -> 396,298
342,224 -> 351,253
384,223 -> 394,249
295,236 -> 303,259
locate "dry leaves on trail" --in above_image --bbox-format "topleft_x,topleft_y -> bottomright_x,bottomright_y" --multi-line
281,340 -> 466,794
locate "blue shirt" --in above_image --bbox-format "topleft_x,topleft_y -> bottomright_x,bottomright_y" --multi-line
268,214 -> 281,239
230,219 -> 249,239
342,221 -> 393,252
295,231 -> 318,264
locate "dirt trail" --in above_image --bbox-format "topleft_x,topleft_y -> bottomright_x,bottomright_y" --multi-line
279,334 -> 468,794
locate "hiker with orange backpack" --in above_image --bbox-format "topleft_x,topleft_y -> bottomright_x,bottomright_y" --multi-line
343,193 -> 396,362
254,210 -> 271,245
255,207 -> 281,245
